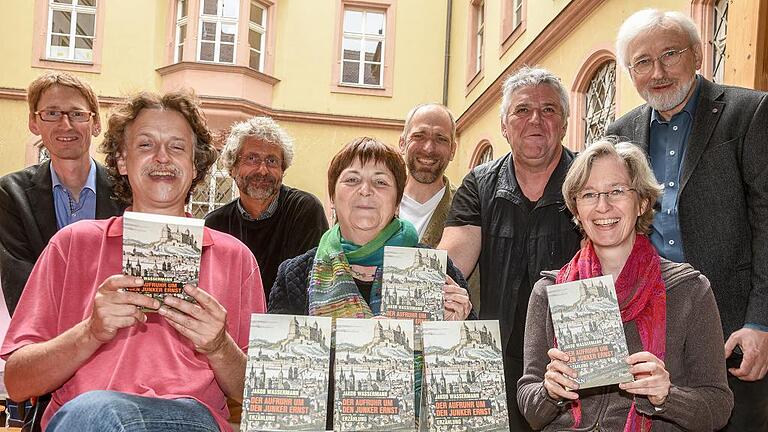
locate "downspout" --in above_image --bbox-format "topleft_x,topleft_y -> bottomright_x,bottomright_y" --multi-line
442,0 -> 453,106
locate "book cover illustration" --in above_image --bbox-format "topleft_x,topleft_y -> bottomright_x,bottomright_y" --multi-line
421,321 -> 509,432
241,314 -> 332,432
546,275 -> 633,389
381,246 -> 447,350
122,211 -> 204,306
334,318 -> 415,431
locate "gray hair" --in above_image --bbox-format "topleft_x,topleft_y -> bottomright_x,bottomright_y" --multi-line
500,66 -> 570,120
616,9 -> 702,69
220,116 -> 294,174
401,103 -> 457,144
562,137 -> 662,235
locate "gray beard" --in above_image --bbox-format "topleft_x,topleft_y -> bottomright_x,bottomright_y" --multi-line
641,77 -> 694,113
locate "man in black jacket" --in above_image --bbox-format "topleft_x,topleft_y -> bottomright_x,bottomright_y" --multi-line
438,67 -> 581,431
0,72 -> 123,316
608,9 -> 768,431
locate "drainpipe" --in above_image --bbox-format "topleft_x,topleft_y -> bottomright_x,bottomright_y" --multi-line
442,0 -> 453,106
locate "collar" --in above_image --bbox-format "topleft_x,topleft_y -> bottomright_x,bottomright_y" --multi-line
50,158 -> 97,194
650,74 -> 703,124
496,147 -> 574,206
237,188 -> 281,221
107,214 -> 214,246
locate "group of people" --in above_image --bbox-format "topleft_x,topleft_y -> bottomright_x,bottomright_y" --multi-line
0,8 -> 765,432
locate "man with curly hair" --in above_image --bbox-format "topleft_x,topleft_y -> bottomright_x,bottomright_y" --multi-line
1,90 -> 266,432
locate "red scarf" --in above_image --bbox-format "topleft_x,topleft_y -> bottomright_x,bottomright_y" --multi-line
556,234 -> 666,432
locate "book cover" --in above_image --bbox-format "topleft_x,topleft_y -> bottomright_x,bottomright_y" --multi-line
334,318 -> 415,431
380,246 -> 447,350
421,321 -> 509,432
121,211 -> 204,307
241,314 -> 332,432
546,275 -> 633,389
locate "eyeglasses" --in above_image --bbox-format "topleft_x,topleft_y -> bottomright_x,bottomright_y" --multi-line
238,153 -> 282,169
576,187 -> 637,206
34,110 -> 95,123
628,47 -> 690,75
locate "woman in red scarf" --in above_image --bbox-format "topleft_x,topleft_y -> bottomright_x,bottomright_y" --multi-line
518,139 -> 733,431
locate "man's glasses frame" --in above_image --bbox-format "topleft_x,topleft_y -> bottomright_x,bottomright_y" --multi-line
628,47 -> 690,75
34,110 -> 95,123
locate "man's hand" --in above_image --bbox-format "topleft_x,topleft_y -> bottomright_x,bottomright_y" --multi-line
725,327 -> 768,381
88,275 -> 160,343
159,284 -> 231,356
443,275 -> 472,320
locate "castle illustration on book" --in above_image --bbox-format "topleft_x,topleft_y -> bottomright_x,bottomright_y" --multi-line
241,314 -> 332,432
421,321 -> 509,432
381,246 -> 447,350
334,318 -> 415,431
547,275 -> 633,389
121,211 -> 204,306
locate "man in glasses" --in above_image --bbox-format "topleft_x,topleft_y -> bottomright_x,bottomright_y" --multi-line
0,71 -> 123,316
204,116 -> 327,299
438,66 -> 581,430
608,9 -> 768,431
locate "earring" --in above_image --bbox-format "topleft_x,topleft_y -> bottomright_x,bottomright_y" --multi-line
331,208 -> 337,224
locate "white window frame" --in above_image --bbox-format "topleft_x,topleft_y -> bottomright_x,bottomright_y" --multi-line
475,1 -> 484,75
46,0 -> 97,62
583,61 -> 617,146
248,1 -> 267,71
174,0 -> 188,63
340,8 -> 386,87
197,0 -> 239,64
186,158 -> 239,219
712,0 -> 728,84
512,0 -> 523,30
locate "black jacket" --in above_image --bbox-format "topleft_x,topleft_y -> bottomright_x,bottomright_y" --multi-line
0,160 -> 124,315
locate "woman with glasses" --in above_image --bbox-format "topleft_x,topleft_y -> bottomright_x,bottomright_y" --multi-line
517,139 -> 733,431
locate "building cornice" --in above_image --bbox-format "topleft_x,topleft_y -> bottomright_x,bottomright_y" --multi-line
456,0 -> 608,132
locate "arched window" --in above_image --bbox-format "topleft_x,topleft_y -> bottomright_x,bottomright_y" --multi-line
583,61 -> 616,146
38,145 -> 50,164
186,157 -> 238,218
470,140 -> 493,169
712,0 -> 728,83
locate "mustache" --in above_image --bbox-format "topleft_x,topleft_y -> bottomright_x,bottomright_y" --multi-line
242,173 -> 277,184
141,163 -> 182,177
648,78 -> 676,87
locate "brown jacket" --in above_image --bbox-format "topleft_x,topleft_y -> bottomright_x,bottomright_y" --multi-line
518,260 -> 733,431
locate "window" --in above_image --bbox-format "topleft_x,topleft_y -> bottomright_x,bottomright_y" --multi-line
175,0 -> 188,62
466,0 -> 485,90
474,1 -> 484,75
512,0 -> 523,29
46,0 -> 97,62
470,140 -> 493,168
583,61 -> 616,146
39,146 -> 51,164
500,0 -> 526,54
187,158 -> 239,218
712,0 -> 728,83
340,8 -> 386,87
248,1 -> 267,71
198,0 -> 239,64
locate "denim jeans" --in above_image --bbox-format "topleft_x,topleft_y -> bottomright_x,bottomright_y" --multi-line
47,390 -> 219,432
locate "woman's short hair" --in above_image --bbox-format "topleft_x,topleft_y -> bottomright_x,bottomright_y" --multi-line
220,116 -> 294,174
562,138 -> 662,234
327,137 -> 407,205
27,71 -> 100,116
100,90 -> 218,205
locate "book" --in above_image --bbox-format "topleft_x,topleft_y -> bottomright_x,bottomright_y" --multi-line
334,318 -> 415,431
380,246 -> 447,350
241,314 -> 333,432
121,211 -> 204,307
546,275 -> 633,389
421,320 -> 509,432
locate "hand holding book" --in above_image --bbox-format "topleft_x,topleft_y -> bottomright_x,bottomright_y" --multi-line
443,275 -> 472,321
543,348 -> 580,402
159,284 -> 230,355
618,351 -> 670,406
88,274 -> 160,343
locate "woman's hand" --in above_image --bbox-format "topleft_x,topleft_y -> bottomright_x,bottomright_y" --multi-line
544,348 -> 580,401
618,351 -> 670,406
443,275 -> 472,320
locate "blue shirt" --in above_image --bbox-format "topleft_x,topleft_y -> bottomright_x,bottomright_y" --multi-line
50,158 -> 97,229
648,76 -> 702,263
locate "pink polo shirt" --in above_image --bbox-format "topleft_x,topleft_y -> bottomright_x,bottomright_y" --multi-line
1,216 -> 266,431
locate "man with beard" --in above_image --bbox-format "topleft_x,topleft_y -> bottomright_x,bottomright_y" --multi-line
607,9 -> 768,431
438,67 -> 581,431
0,72 -> 124,316
205,116 -> 328,299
